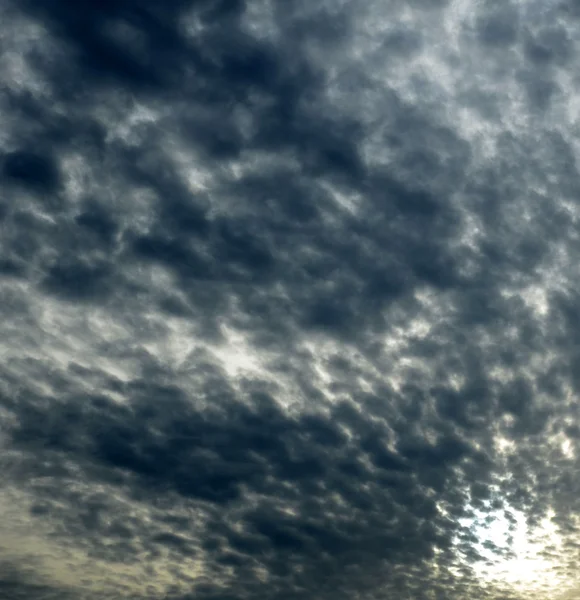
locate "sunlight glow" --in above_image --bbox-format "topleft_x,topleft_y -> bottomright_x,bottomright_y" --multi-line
458,503 -> 568,596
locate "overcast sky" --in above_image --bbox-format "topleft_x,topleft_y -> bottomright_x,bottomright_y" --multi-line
1,0 -> 580,599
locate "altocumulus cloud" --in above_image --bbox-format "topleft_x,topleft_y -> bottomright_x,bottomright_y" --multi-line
1,0 -> 580,599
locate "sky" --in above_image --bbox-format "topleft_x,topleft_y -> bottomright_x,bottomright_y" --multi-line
1,0 -> 580,598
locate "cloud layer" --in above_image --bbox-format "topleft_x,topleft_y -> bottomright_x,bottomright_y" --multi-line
1,0 -> 580,598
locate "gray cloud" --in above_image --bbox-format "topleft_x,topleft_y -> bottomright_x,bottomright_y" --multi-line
1,0 -> 580,599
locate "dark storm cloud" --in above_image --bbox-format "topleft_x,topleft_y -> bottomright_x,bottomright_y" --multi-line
1,0 -> 580,599
0,568 -> 75,600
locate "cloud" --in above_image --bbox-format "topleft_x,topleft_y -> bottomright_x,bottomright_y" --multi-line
1,0 -> 580,599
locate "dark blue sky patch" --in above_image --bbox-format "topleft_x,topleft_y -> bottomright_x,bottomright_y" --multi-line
2,150 -> 61,194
